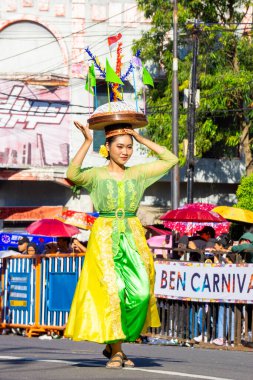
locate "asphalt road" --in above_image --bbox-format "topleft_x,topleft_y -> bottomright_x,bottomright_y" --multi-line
0,335 -> 252,380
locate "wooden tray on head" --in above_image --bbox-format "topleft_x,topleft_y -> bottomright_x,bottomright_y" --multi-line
88,110 -> 148,130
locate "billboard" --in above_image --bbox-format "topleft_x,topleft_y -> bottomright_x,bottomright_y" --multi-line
0,232 -> 52,253
0,81 -> 70,168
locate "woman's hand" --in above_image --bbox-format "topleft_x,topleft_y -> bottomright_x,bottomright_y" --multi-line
125,127 -> 167,155
124,128 -> 144,144
74,121 -> 93,142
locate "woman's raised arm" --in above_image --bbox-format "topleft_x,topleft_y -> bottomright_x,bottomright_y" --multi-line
71,121 -> 93,166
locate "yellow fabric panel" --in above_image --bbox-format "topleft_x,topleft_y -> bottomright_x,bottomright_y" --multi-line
65,216 -> 160,343
65,217 -> 125,343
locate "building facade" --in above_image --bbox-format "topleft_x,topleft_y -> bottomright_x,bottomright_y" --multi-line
0,0 -> 246,230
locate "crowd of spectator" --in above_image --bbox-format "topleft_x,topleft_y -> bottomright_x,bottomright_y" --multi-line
7,236 -> 87,255
147,225 -> 253,347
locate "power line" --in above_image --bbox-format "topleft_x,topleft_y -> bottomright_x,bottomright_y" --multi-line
1,103 -> 252,117
0,37 -> 136,99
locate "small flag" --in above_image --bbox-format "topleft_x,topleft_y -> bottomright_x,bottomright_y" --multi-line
108,33 -> 122,52
105,59 -> 124,85
85,64 -> 96,94
143,66 -> 154,87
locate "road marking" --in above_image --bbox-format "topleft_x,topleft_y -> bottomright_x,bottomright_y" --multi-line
0,356 -> 80,366
125,368 -> 234,380
0,356 -> 234,380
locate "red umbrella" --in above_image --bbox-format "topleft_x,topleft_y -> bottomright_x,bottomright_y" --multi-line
26,219 -> 80,237
161,204 -> 230,236
182,202 -> 215,211
160,208 -> 227,223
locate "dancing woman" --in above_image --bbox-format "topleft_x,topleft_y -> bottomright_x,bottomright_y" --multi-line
64,107 -> 178,369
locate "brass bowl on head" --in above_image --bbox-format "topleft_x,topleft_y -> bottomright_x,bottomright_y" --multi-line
88,111 -> 148,130
87,101 -> 148,130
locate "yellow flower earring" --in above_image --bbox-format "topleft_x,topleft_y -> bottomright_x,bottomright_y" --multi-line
99,145 -> 109,158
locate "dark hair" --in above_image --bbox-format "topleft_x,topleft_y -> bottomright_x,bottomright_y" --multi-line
197,226 -> 215,238
57,237 -> 71,244
104,123 -> 132,135
18,236 -> 30,245
44,242 -> 58,253
27,243 -> 39,254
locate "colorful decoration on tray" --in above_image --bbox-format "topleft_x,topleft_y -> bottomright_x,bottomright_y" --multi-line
107,33 -> 122,53
85,63 -> 96,94
84,36 -> 155,111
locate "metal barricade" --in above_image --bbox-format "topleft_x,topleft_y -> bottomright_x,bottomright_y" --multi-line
152,299 -> 253,346
149,246 -> 253,346
39,254 -> 84,329
1,255 -> 36,328
0,253 -> 85,337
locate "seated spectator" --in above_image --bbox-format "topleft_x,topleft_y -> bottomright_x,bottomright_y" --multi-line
17,236 -> 30,254
231,232 -> 253,263
71,238 -> 87,254
27,243 -> 39,255
56,237 -> 72,253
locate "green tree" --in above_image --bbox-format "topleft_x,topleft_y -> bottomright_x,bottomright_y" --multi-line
134,0 -> 253,174
236,173 -> 253,211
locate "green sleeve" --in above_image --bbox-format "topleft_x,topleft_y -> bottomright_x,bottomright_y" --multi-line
66,161 -> 94,192
231,243 -> 253,253
133,148 -> 178,189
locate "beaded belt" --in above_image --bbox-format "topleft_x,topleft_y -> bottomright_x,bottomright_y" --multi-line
99,209 -> 136,220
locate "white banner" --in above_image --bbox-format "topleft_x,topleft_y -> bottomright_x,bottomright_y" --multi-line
154,261 -> 253,303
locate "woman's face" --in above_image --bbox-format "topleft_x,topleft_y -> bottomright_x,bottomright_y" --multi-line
106,135 -> 133,165
27,246 -> 36,254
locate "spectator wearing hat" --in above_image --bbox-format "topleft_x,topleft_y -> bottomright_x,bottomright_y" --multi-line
231,232 -> 253,263
215,234 -> 233,251
17,237 -> 30,254
214,234 -> 234,264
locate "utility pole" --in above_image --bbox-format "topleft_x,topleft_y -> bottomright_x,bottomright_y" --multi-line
171,0 -> 180,210
186,20 -> 199,204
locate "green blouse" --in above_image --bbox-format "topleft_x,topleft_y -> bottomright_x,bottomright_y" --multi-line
67,148 -> 178,213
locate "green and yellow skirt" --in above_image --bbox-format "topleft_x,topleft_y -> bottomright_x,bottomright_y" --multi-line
64,216 -> 160,343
